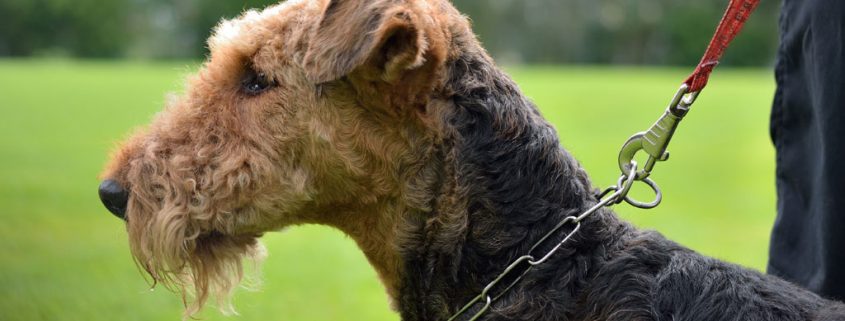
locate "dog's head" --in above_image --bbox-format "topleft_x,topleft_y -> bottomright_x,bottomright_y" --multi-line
99,0 -> 462,315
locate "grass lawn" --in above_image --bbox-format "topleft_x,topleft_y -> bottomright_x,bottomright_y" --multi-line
0,59 -> 776,321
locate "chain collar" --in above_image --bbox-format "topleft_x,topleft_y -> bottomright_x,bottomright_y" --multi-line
446,161 -> 662,321
447,84 -> 702,321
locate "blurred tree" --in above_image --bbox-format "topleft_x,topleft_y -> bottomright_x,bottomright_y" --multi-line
0,0 -> 780,66
0,0 -> 129,57
451,0 -> 779,66
123,0 -> 279,59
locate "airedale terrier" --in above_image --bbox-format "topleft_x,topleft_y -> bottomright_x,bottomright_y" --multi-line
99,0 -> 845,320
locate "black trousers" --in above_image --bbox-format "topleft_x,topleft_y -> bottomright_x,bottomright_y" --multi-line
768,0 -> 845,301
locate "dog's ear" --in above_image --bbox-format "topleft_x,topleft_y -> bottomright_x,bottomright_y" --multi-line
303,0 -> 430,84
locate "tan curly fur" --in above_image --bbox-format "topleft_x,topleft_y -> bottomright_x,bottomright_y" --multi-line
101,0 -> 466,316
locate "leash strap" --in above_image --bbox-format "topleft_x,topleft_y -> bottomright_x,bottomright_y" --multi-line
617,0 -> 761,183
684,0 -> 761,93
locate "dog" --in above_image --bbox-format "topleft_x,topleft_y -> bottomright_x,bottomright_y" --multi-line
98,0 -> 845,319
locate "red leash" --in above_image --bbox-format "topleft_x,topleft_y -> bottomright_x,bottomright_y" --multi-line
684,0 -> 761,93
617,0 -> 762,199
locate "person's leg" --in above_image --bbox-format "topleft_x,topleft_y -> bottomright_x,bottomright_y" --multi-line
768,0 -> 845,300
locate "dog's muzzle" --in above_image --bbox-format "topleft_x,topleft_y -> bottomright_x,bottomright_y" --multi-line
99,179 -> 129,220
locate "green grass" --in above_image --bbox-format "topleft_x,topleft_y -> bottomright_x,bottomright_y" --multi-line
0,60 -> 776,321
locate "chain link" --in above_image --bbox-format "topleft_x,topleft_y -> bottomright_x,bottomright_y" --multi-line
447,161 -> 661,321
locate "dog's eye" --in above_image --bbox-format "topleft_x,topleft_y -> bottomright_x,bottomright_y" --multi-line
241,68 -> 275,95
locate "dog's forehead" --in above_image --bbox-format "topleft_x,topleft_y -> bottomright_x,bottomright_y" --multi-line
207,0 -> 321,58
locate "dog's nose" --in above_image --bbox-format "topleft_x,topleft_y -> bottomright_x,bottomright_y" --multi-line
99,179 -> 129,220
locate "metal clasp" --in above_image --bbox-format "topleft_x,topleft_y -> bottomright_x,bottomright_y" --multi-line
618,84 -> 699,180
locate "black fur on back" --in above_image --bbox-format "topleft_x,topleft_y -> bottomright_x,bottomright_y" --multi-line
395,43 -> 845,321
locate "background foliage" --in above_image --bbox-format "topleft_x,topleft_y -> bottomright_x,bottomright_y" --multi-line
0,0 -> 780,65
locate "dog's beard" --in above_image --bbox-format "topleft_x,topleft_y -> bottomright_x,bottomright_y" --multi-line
116,137 -> 275,317
126,194 -> 267,318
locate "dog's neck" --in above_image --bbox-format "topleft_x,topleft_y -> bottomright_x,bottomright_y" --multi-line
389,48 -> 631,320
319,36 -> 630,320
